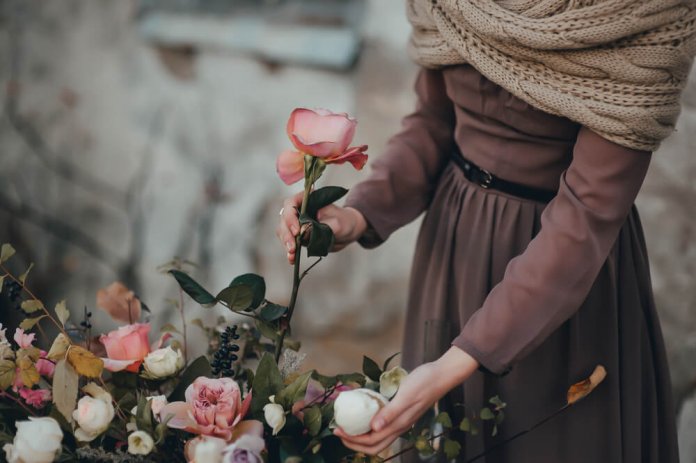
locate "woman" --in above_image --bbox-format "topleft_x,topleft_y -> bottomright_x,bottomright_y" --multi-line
277,1 -> 694,461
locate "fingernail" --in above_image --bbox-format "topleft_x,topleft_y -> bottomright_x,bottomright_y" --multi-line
286,242 -> 293,251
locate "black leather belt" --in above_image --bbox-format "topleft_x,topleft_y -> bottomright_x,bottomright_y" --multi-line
451,153 -> 556,203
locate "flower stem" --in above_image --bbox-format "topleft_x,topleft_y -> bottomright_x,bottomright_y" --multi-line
275,157 -> 316,363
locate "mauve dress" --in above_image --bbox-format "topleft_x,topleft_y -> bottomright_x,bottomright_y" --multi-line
343,65 -> 679,463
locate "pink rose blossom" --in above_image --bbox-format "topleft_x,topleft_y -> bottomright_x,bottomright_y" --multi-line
13,328 -> 35,349
36,351 -> 55,378
19,388 -> 52,408
276,108 -> 368,185
100,323 -> 152,373
96,282 -> 142,323
162,377 -> 252,441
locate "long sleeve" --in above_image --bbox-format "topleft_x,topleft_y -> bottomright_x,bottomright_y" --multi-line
343,68 -> 456,247
452,127 -> 652,375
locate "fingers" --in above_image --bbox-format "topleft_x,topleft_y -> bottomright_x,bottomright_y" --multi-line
275,192 -> 303,264
338,429 -> 402,456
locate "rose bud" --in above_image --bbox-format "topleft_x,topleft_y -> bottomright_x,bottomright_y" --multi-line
263,400 -> 286,436
2,417 -> 63,463
128,430 -> 155,455
143,346 -> 184,378
379,366 -> 408,399
73,382 -> 115,442
333,388 -> 388,436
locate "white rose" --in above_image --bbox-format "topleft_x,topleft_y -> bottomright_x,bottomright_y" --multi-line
73,383 -> 115,442
128,430 -> 155,455
143,347 -> 184,378
147,394 -> 168,418
193,436 -> 226,463
263,402 -> 286,435
333,388 -> 388,436
379,366 -> 408,399
3,417 -> 63,463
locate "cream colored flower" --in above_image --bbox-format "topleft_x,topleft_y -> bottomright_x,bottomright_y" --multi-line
263,402 -> 286,436
3,417 -> 63,463
333,388 -> 388,436
379,366 -> 408,399
128,430 -> 155,455
143,346 -> 184,378
73,383 -> 115,442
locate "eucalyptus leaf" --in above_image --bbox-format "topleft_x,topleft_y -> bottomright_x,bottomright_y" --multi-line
169,270 -> 216,306
229,274 -> 266,309
362,356 -> 382,382
260,304 -> 288,322
216,285 -> 254,312
0,243 -> 15,263
306,186 -> 348,218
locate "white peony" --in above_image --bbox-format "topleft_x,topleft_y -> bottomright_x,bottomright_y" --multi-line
142,346 -> 184,378
73,382 -> 115,442
187,436 -> 227,463
3,417 -> 63,463
379,366 -> 408,399
127,430 -> 155,456
263,402 -> 286,436
333,388 -> 388,436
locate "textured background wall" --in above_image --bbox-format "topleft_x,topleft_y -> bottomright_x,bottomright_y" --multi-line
0,0 -> 694,458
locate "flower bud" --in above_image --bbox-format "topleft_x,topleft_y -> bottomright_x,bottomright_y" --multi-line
263,403 -> 286,435
128,430 -> 155,455
143,346 -> 184,378
73,383 -> 115,442
333,388 -> 388,436
379,366 -> 408,399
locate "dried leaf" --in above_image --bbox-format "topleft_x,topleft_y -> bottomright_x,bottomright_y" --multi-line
160,323 -> 181,335
55,300 -> 70,326
18,263 -> 34,285
0,359 -> 16,390
17,355 -> 39,388
0,244 -> 15,263
0,275 -> 5,294
67,346 -> 104,378
567,365 -> 607,405
19,316 -> 45,330
47,333 -> 71,361
53,359 -> 79,423
20,299 -> 44,314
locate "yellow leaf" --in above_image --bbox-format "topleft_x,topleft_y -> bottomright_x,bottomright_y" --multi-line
18,346 -> 41,363
19,316 -> 45,331
0,243 -> 15,263
67,346 -> 104,378
55,300 -> 70,326
567,365 -> 607,405
20,299 -> 44,314
18,263 -> 34,285
0,360 -> 16,390
17,355 -> 39,388
47,333 -> 71,361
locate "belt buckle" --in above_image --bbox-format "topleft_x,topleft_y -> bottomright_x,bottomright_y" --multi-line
478,168 -> 493,189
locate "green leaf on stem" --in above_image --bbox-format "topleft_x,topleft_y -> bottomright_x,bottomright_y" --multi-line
459,417 -> 471,432
480,407 -> 495,420
229,274 -> 266,310
169,270 -> 217,306
251,353 -> 283,416
490,395 -> 506,409
306,186 -> 349,218
312,371 -> 338,389
304,405 -> 322,437
168,356 -> 212,402
18,263 -> 34,285
0,360 -> 16,391
19,315 -> 45,330
444,439 -> 462,460
256,319 -> 279,343
260,304 -> 288,322
0,244 -> 15,263
362,356 -> 382,382
382,352 -> 400,371
217,285 -> 254,312
52,359 -> 79,423
276,370 -> 313,410
20,299 -> 44,314
336,372 -> 366,387
136,394 -> 154,434
55,300 -> 70,326
435,412 -> 453,428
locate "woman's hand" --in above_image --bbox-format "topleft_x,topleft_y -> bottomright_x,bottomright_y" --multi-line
276,191 -> 368,264
334,347 -> 479,456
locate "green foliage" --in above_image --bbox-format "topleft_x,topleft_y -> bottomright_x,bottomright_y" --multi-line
20,299 -> 44,314
229,274 -> 266,309
0,243 -> 15,263
0,360 -> 16,391
275,371 -> 313,410
55,300 -> 70,326
169,270 -> 216,306
362,356 -> 382,382
299,216 -> 335,258
306,187 -> 348,218
382,352 -> 400,371
251,353 -> 283,417
168,356 -> 212,402
260,304 -> 288,322
443,439 -> 462,460
304,406 -> 322,437
136,394 -> 154,435
52,359 -> 79,423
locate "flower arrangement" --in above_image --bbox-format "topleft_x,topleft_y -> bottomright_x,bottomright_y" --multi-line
0,108 -> 606,463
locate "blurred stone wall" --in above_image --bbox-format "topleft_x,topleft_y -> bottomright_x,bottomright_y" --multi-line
0,0 -> 694,457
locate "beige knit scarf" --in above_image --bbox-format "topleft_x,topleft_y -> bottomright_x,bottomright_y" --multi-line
407,0 -> 696,151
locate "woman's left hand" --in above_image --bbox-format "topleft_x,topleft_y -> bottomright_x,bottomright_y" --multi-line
334,347 -> 479,456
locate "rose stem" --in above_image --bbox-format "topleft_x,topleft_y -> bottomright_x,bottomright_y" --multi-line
0,391 -> 37,417
178,287 -> 187,363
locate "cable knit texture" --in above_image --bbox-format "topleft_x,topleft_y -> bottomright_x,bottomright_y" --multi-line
407,0 -> 696,150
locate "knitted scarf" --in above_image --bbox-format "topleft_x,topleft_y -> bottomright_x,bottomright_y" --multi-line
407,0 -> 696,151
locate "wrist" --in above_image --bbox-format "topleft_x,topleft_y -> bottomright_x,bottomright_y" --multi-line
345,207 -> 367,242
432,346 -> 479,392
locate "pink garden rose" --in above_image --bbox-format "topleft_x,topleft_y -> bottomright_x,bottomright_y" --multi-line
97,282 -> 142,323
276,108 -> 368,185
100,323 -> 152,373
162,377 -> 253,441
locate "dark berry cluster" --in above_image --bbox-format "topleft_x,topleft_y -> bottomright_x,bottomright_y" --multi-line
80,306 -> 93,329
3,278 -> 22,310
211,325 -> 240,377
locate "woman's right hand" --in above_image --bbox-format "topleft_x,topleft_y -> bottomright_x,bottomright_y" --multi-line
276,192 -> 368,265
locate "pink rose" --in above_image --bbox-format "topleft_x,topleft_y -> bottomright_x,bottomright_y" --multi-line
19,388 -> 52,408
99,323 -> 151,373
36,351 -> 55,378
96,282 -> 142,323
162,377 -> 252,441
276,108 -> 368,185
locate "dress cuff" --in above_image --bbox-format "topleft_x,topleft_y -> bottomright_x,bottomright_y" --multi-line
451,336 -> 512,376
